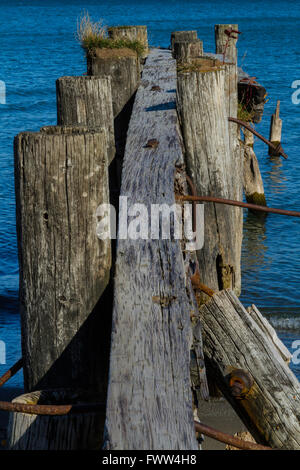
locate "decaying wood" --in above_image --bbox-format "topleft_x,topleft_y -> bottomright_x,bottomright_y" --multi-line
104,49 -> 204,450
242,129 -> 266,206
215,24 -> 238,64
56,76 -> 115,163
171,31 -> 198,52
177,64 -> 243,295
173,40 -> 203,62
197,289 -> 300,449
14,126 -> 111,394
8,390 -> 104,449
108,25 -> 149,58
269,100 -> 282,156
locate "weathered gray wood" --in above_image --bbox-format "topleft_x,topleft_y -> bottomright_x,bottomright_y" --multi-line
173,40 -> 203,62
108,25 -> 148,58
215,24 -> 238,64
8,390 -> 105,449
269,100 -> 282,156
56,76 -> 115,163
171,31 -> 198,52
104,49 -> 201,450
242,129 -> 267,206
197,289 -> 300,449
14,126 -> 111,394
87,49 -> 140,118
177,63 -> 242,295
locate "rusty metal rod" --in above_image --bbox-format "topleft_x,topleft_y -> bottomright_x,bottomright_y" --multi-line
176,195 -> 300,218
0,359 -> 23,388
228,117 -> 288,159
0,400 -> 105,416
194,421 -> 272,450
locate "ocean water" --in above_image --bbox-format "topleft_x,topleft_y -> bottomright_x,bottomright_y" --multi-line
0,0 -> 299,390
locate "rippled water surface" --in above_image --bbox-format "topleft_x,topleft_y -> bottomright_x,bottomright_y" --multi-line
0,0 -> 299,388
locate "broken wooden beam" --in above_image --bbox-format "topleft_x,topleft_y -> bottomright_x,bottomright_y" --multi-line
269,100 -> 283,156
196,289 -> 300,449
242,128 -> 267,206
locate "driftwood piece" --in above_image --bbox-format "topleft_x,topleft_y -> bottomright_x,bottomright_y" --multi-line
173,40 -> 203,62
56,76 -> 115,163
177,65 -> 242,295
242,129 -> 266,206
108,25 -> 148,58
215,24 -> 238,64
269,100 -> 282,156
104,49 -> 202,450
14,126 -> 111,394
8,390 -> 105,449
197,289 -> 300,449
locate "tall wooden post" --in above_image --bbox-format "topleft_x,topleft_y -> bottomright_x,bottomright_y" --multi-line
215,24 -> 238,64
107,25 -> 148,59
171,30 -> 198,52
173,39 -> 203,62
269,100 -> 282,156
14,126 -> 111,394
243,129 -> 267,206
56,76 -> 115,163
177,62 -> 242,296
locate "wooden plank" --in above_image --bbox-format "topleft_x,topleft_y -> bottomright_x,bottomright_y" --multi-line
197,289 -> 300,449
104,49 -> 200,450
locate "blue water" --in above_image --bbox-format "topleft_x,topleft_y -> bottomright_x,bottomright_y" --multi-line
0,0 -> 299,390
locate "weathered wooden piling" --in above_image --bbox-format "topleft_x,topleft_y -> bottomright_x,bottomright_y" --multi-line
269,100 -> 282,156
104,49 -> 204,450
56,76 -> 115,163
242,129 -> 267,206
14,126 -> 111,394
196,289 -> 300,449
8,390 -> 105,450
177,61 -> 243,295
108,25 -> 149,58
173,39 -> 203,62
215,24 -> 238,63
171,30 -> 198,52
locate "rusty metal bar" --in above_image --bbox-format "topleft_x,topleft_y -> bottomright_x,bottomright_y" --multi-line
228,117 -> 288,159
0,400 -> 105,415
194,421 -> 272,450
0,359 -> 23,388
176,195 -> 300,218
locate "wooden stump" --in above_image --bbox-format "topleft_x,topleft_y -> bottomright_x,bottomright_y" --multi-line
171,31 -> 198,52
56,76 -> 115,163
8,390 -> 105,449
269,100 -> 282,156
173,40 -> 203,62
108,25 -> 148,58
197,289 -> 300,449
14,126 -> 111,394
104,49 -> 202,450
177,63 -> 242,295
215,24 -> 238,64
242,129 -> 267,206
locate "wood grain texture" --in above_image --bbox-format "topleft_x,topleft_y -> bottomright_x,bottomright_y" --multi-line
14,126 -> 111,393
215,24 -> 238,64
197,289 -> 300,449
171,31 -> 198,53
173,40 -> 203,62
56,76 -> 115,163
104,49 -> 199,450
242,129 -> 266,205
177,67 -> 242,295
8,390 -> 104,449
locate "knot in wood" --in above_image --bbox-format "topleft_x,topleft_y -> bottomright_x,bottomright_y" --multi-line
228,368 -> 254,399
145,139 -> 159,149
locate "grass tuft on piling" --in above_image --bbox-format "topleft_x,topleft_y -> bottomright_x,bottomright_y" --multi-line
237,102 -> 255,122
76,12 -> 145,57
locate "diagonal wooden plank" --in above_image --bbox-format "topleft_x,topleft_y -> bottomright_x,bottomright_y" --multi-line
104,49 -> 199,450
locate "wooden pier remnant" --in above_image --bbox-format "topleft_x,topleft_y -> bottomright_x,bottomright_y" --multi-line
14,126 -> 111,394
197,289 -> 300,449
269,100 -> 282,156
242,129 -> 267,206
108,25 -> 149,58
215,24 -> 238,63
173,39 -> 203,62
104,49 -> 203,450
177,60 -> 243,295
56,76 -> 115,163
171,30 -> 198,53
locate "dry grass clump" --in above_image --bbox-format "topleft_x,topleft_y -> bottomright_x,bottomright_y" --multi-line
76,12 -> 145,57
